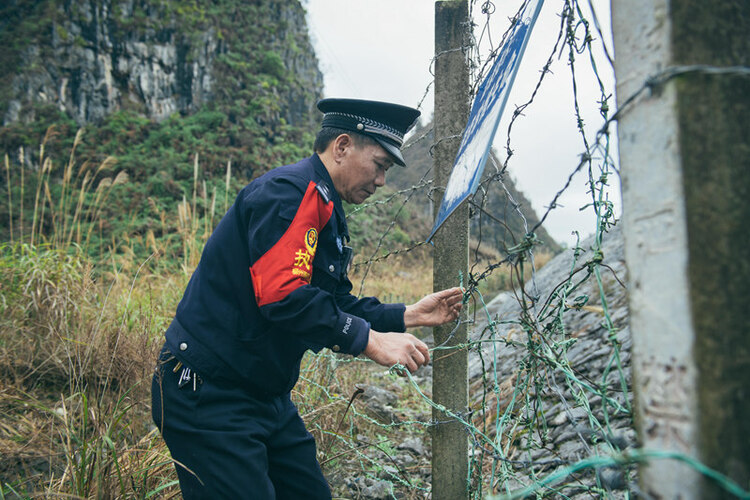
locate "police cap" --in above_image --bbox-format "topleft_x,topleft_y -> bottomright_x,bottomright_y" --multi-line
317,98 -> 421,166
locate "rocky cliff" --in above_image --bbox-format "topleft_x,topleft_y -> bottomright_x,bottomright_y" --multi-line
0,0 -> 326,248
1,0 -> 322,130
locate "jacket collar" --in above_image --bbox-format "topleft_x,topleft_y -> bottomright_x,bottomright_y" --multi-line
311,154 -> 349,241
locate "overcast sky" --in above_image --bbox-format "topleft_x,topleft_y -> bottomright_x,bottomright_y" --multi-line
304,0 -> 620,247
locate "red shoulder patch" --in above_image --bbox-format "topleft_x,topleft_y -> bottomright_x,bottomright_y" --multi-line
249,181 -> 334,306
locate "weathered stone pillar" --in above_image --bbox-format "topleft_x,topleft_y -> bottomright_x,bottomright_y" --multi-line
612,0 -> 750,497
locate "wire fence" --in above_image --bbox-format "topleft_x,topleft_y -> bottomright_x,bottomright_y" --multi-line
299,0 -> 750,498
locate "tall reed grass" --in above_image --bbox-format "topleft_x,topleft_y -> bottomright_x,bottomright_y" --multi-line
0,129 -> 254,498
0,127 -> 198,497
3,128 -> 125,252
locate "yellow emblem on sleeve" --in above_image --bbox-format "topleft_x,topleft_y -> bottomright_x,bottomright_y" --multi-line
291,228 -> 318,281
305,228 -> 318,254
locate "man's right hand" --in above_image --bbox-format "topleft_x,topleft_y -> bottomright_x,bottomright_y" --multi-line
363,330 -> 430,373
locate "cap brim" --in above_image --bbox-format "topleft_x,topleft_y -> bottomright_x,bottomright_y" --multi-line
373,137 -> 406,167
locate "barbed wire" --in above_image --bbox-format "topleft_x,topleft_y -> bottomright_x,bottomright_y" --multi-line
324,1 -> 750,498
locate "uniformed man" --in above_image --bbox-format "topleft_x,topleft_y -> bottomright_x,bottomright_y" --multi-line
152,98 -> 463,499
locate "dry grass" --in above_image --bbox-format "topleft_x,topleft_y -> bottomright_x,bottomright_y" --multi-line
0,244 -> 181,498
0,241 -> 442,498
350,246 -> 433,305
4,130 -> 123,252
295,352 -> 435,499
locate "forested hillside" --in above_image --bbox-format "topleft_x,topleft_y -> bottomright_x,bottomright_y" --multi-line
0,0 -> 323,260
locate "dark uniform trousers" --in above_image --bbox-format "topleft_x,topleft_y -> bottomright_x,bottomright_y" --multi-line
152,349 -> 332,499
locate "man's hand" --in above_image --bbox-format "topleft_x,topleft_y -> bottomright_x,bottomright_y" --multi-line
404,287 -> 463,328
363,330 -> 430,373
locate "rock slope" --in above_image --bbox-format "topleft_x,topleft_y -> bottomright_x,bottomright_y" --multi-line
330,227 -> 633,499
467,225 -> 635,497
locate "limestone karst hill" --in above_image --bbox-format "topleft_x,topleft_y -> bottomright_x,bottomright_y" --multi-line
399,123 -> 561,255
1,0 -> 322,130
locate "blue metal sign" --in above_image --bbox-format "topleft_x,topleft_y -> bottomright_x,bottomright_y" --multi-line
428,0 -> 544,241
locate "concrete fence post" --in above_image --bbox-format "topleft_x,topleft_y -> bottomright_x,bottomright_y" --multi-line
432,1 -> 471,498
612,0 -> 750,497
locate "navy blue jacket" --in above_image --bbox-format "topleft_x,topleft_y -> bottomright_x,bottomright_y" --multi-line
165,154 -> 406,397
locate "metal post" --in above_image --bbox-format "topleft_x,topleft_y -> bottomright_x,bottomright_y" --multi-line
612,0 -> 750,497
432,1 -> 470,499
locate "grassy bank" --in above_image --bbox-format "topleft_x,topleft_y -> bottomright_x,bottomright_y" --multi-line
0,242 -> 439,498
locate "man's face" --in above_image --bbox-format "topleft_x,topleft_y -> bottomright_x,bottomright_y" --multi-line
337,141 -> 394,204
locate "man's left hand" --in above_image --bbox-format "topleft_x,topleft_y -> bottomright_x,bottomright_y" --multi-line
404,287 -> 464,328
